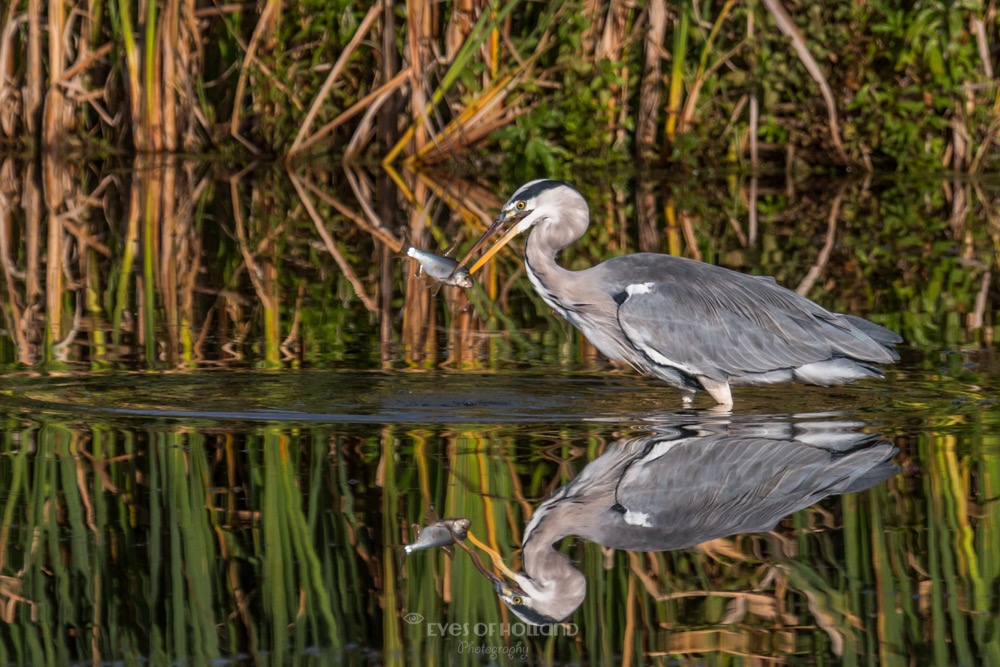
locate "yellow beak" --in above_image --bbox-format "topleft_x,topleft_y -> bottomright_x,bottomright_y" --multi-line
457,209 -> 528,276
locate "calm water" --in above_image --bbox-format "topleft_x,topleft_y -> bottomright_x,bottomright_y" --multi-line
0,161 -> 998,664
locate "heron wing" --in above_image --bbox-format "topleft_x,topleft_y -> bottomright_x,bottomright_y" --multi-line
605,254 -> 897,380
611,435 -> 897,548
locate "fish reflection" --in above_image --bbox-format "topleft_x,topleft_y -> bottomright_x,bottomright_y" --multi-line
493,422 -> 898,625
404,518 -> 470,554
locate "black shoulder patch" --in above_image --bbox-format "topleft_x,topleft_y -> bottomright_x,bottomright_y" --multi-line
612,290 -> 628,306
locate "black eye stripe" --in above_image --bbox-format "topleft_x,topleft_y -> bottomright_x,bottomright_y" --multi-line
509,179 -> 568,204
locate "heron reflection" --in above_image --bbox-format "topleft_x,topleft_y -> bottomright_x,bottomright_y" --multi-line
484,422 -> 897,625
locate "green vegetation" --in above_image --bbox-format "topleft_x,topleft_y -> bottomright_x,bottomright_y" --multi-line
0,0 -> 997,172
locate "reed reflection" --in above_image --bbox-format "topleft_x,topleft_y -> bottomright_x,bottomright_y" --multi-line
473,421 -> 898,625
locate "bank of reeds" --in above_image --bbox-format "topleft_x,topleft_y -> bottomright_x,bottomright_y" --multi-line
0,1 -> 997,172
0,158 -> 997,372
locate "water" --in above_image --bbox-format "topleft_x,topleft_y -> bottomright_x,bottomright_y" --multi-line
0,160 -> 998,665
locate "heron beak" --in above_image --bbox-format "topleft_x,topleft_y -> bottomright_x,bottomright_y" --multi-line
457,209 -> 528,276
477,564 -> 525,595
494,579 -> 526,596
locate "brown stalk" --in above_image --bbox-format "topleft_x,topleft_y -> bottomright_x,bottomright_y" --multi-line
950,102 -> 969,170
288,172 -> 377,312
0,7 -> 20,137
594,0 -> 630,141
637,0 -> 666,157
0,164 -> 32,364
343,80 -> 399,160
406,0 -> 432,153
58,42 -> 114,82
287,0 -> 383,157
231,175 -> 279,365
972,17 -> 994,79
579,0 -> 604,55
43,159 -> 66,350
679,210 -> 701,262
747,10 -> 759,173
25,0 -> 42,136
759,0 -> 849,164
445,0 -> 474,60
294,67 -> 409,156
230,0 -> 278,153
747,175 -> 758,245
969,88 -> 1000,174
412,171 -> 494,229
180,170 -> 205,364
160,164 -> 181,362
796,184 -> 846,297
299,170 -> 402,251
162,0 -> 179,151
412,73 -> 516,162
401,177 -> 435,364
636,181 -> 659,252
968,269 -> 991,334
23,165 -> 40,346
61,218 -> 112,257
43,0 -> 69,148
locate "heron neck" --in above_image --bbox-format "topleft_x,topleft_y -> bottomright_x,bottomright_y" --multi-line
521,490 -> 589,584
523,223 -> 584,314
520,534 -> 586,616
524,210 -> 588,265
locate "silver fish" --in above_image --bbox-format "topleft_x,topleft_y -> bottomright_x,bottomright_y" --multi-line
406,247 -> 473,288
404,518 -> 471,554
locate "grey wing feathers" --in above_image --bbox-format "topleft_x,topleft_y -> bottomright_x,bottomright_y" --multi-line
614,436 -> 897,545
840,314 -> 903,350
605,255 -> 899,380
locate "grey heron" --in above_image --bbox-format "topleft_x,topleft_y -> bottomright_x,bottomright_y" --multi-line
457,180 -> 901,408
491,423 -> 898,625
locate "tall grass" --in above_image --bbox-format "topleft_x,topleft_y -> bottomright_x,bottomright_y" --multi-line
0,1 -> 997,172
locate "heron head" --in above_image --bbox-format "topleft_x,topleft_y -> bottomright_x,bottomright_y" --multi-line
494,566 -> 586,626
459,180 -> 586,275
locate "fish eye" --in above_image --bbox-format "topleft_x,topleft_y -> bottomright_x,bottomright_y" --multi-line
512,596 -> 523,605
515,201 -> 526,210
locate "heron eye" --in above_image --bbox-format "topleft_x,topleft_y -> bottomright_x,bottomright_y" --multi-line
515,201 -> 526,210
511,596 -> 523,605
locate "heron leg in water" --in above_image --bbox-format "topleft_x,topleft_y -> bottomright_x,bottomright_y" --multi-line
698,377 -> 733,409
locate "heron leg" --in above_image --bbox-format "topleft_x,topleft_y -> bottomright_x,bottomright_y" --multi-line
698,377 -> 733,409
